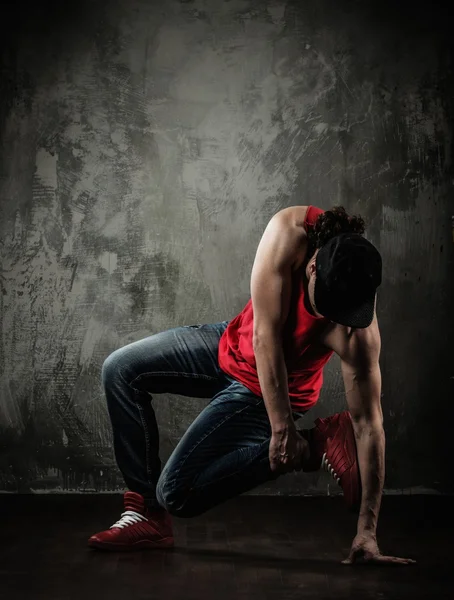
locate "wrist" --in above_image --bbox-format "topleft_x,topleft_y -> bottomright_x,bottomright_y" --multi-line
271,418 -> 295,435
357,517 -> 377,538
356,528 -> 377,541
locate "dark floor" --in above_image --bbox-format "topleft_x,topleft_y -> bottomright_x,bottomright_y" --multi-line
0,494 -> 451,600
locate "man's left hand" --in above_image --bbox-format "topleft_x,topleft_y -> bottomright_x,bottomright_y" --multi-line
342,533 -> 416,566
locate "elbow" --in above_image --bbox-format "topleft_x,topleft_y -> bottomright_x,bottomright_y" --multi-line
252,332 -> 261,352
252,335 -> 263,355
351,414 -> 385,437
252,329 -> 281,353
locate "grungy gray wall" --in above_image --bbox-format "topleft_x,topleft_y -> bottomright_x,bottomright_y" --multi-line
0,0 -> 453,495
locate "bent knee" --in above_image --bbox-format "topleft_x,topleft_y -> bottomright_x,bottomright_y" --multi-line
155,475 -> 181,515
156,475 -> 200,518
101,349 -> 127,388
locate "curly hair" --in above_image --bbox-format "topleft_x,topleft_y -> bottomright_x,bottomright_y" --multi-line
307,206 -> 366,258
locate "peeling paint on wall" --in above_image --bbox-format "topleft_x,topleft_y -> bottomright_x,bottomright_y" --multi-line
0,0 -> 453,494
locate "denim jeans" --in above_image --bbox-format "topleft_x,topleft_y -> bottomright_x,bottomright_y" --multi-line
102,321 -> 304,518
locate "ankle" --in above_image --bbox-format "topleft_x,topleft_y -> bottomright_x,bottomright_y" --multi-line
299,429 -> 313,467
142,496 -> 164,514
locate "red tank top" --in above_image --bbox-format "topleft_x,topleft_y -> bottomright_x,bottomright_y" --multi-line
218,206 -> 333,411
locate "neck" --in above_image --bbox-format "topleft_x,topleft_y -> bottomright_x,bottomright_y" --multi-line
302,271 -> 321,318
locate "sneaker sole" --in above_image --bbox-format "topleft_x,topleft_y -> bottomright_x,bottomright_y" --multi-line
312,412 -> 361,511
330,412 -> 361,511
88,536 -> 175,552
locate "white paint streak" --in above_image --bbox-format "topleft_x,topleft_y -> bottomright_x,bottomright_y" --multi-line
99,251 -> 118,273
314,122 -> 329,136
62,429 -> 69,447
79,317 -> 108,369
0,377 -> 25,431
36,149 -> 58,188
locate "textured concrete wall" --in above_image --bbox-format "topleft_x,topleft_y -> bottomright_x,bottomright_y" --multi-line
0,0 -> 453,495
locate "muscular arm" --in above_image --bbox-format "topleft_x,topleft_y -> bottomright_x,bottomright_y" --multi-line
339,317 -> 384,535
250,209 -> 306,434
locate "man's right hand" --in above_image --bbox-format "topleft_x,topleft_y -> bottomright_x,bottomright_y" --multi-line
269,425 -> 308,473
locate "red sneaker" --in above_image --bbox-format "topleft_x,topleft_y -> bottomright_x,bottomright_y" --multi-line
88,492 -> 174,551
302,411 -> 362,511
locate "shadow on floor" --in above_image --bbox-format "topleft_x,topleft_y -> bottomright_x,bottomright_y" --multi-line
0,494 -> 450,600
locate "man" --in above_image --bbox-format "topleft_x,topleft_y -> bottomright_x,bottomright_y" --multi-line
89,205 -> 415,565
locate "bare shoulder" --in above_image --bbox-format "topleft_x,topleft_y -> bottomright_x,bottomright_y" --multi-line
266,206 -> 310,269
271,205 -> 310,231
321,314 -> 381,365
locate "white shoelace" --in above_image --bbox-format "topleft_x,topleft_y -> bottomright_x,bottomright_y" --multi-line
110,510 -> 148,529
322,452 -> 341,485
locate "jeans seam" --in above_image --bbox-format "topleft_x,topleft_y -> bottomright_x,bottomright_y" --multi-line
166,397 -> 264,490
125,369 -> 223,490
118,365 -> 154,488
189,451 -> 272,494
185,412 -> 306,495
136,402 -> 153,485
131,370 -> 219,387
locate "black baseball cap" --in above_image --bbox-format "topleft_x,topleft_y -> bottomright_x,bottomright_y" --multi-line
314,233 -> 382,328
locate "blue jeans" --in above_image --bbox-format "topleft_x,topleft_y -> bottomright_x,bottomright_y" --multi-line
102,321 -> 304,518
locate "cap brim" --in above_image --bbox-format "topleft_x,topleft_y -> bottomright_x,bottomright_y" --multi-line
314,279 -> 375,329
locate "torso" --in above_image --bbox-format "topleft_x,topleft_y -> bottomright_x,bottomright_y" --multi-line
278,205 -> 352,354
217,204 -> 354,410
218,205 -> 380,410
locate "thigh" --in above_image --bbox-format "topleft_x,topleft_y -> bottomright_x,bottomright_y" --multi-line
159,379 -> 271,487
102,321 -> 230,398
